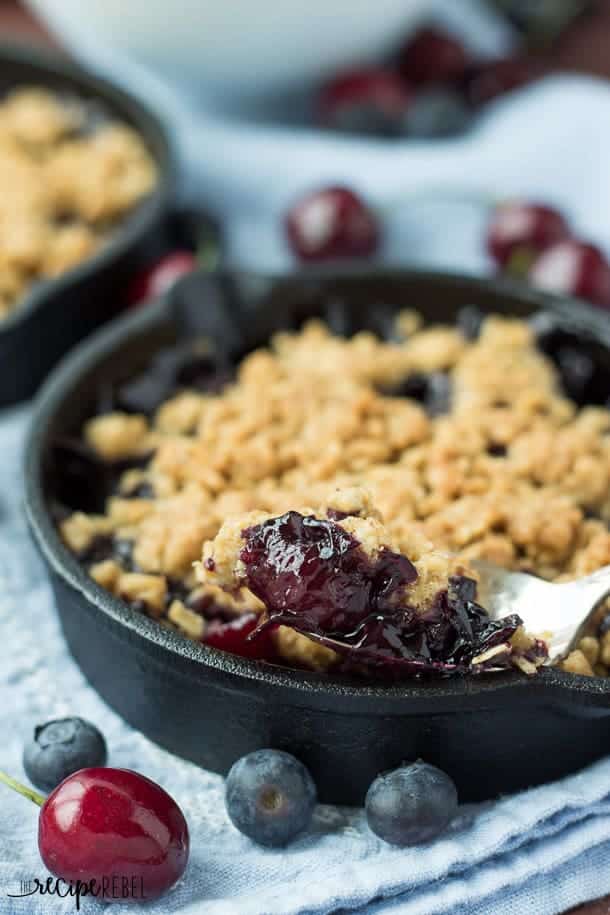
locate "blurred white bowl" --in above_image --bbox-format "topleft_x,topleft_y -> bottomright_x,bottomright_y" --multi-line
26,0 -> 435,102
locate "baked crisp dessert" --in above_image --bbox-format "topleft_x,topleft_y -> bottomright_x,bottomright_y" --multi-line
0,87 -> 157,319
58,311 -> 610,678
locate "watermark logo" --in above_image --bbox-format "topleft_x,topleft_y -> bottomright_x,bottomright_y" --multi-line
8,875 -> 145,910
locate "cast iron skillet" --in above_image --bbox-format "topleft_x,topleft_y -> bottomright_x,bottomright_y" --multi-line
0,44 -> 174,407
25,268 -> 610,805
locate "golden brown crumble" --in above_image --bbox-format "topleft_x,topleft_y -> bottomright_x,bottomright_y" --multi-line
0,87 -> 157,318
60,314 -> 610,674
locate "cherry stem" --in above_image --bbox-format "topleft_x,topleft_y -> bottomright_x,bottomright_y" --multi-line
0,770 -> 45,807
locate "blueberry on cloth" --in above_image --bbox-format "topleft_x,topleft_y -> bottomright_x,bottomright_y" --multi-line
225,749 -> 317,847
23,718 -> 107,793
365,760 -> 458,846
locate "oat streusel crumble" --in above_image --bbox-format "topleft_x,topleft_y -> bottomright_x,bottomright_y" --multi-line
59,313 -> 610,677
0,87 -> 157,319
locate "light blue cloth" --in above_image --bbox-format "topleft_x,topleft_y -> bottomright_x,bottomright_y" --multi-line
3,3 -> 610,912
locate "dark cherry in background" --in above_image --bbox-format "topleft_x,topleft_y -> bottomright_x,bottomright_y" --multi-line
487,202 -> 570,266
398,26 -> 469,86
285,186 -> 380,261
317,67 -> 412,136
528,240 -> 610,308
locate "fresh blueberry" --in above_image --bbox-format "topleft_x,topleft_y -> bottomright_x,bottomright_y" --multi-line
225,749 -> 317,847
404,88 -> 471,138
365,761 -> 458,846
23,718 -> 107,793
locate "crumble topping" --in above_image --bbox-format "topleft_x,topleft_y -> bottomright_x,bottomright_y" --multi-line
58,313 -> 610,677
0,87 -> 157,318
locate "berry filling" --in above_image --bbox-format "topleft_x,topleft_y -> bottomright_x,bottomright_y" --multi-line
239,512 -> 541,677
204,614 -> 278,661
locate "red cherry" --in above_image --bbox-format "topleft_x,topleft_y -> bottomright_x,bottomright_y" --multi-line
317,67 -> 413,136
285,186 -> 380,262
399,27 -> 469,86
487,202 -> 570,266
38,768 -> 189,902
464,55 -> 549,107
129,251 -> 197,305
203,613 -> 277,661
528,240 -> 610,308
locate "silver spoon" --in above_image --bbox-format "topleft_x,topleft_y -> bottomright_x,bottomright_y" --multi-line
472,560 -> 610,662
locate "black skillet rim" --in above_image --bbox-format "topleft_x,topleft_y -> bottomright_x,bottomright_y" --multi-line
24,266 -> 610,708
0,42 -> 174,334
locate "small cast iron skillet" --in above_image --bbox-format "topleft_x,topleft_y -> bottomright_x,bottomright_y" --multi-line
25,268 -> 610,804
0,44 -> 174,407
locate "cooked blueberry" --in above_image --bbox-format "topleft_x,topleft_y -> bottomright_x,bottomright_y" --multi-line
23,718 -> 107,793
487,443 -> 507,457
598,614 -> 610,637
383,372 -> 451,416
241,513 -> 523,676
457,305 -> 485,341
123,481 -> 154,500
241,512 -> 417,637
166,577 -> 191,606
424,372 -> 452,416
365,761 -> 458,846
50,438 -> 111,514
532,319 -> 608,405
398,27 -> 469,87
113,538 -> 135,569
553,346 -> 596,403
225,749 -> 317,847
404,88 -> 471,138
80,533 -> 114,564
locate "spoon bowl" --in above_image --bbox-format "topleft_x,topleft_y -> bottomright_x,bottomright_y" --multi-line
473,561 -> 610,662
